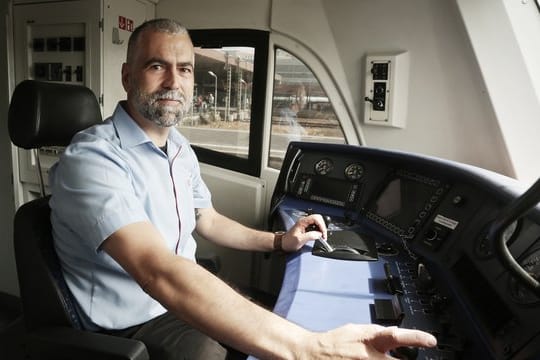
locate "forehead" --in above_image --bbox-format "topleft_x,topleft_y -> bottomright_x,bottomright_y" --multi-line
132,30 -> 194,64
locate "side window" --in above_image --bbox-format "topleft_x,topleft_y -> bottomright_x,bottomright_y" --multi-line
269,48 -> 346,169
185,30 -> 268,177
177,46 -> 254,159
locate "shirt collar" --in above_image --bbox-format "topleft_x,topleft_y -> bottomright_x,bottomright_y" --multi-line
111,101 -> 186,151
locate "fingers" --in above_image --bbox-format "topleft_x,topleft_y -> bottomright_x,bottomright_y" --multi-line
301,214 -> 327,239
316,324 -> 436,359
281,214 -> 327,252
370,326 -> 437,353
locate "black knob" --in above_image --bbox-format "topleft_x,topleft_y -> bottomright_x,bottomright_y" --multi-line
306,215 -> 331,232
424,228 -> 438,242
323,215 -> 332,227
390,346 -> 419,360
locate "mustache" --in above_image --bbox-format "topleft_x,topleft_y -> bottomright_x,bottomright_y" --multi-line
150,90 -> 186,103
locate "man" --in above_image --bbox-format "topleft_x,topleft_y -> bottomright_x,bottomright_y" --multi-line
50,18 -> 437,359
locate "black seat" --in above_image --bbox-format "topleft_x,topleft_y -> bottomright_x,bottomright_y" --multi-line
8,80 -> 149,360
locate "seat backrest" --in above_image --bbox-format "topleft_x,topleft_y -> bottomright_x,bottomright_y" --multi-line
13,196 -> 83,330
8,80 -> 102,331
8,80 -> 102,149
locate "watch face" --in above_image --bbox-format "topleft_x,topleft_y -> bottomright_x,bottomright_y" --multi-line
314,158 -> 334,176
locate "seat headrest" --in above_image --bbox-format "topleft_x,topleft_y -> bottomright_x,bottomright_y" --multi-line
8,80 -> 102,149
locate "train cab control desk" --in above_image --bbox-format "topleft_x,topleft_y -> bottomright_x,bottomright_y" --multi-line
257,142 -> 540,359
270,200 -> 443,360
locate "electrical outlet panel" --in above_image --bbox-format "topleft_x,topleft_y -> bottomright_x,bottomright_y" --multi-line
364,52 -> 409,128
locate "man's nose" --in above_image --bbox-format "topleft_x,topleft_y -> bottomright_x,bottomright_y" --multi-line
163,68 -> 181,89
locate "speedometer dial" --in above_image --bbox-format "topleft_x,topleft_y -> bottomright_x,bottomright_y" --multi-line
314,158 -> 334,176
344,163 -> 364,181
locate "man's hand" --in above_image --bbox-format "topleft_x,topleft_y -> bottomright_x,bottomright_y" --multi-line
281,214 -> 328,252
304,324 -> 437,359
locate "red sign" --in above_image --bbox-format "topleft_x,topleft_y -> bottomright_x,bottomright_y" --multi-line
118,16 -> 126,30
127,19 -> 134,32
118,16 -> 135,32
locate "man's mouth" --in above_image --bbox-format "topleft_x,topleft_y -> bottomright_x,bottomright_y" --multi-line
156,98 -> 182,106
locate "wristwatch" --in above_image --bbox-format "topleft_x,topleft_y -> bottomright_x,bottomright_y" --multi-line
273,231 -> 286,252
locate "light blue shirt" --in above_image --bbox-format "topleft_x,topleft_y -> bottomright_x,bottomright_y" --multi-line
49,102 -> 212,330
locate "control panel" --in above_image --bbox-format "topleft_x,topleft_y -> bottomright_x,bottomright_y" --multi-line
270,142 -> 540,359
30,25 -> 86,83
364,52 -> 409,128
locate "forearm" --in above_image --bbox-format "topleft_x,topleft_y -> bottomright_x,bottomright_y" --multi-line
104,222 -> 308,357
196,208 -> 275,252
196,208 -> 328,253
144,255 -> 311,359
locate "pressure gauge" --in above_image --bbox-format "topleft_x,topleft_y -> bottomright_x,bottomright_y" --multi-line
344,163 -> 364,181
314,158 -> 334,176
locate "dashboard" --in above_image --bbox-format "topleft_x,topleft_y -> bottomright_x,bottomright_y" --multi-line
269,142 -> 540,359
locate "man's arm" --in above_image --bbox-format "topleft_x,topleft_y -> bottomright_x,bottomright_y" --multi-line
194,207 -> 326,252
101,220 -> 308,358
102,220 -> 437,359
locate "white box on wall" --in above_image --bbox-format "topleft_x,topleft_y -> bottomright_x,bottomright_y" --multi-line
364,51 -> 410,128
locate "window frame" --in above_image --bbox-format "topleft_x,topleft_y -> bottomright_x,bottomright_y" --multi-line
267,46 -> 348,170
188,29 -> 269,177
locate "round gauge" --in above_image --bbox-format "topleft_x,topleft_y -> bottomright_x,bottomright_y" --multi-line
509,244 -> 540,305
314,158 -> 334,176
475,220 -> 520,259
344,163 -> 364,181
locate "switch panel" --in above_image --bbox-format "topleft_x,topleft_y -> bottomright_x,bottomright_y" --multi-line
364,52 -> 409,128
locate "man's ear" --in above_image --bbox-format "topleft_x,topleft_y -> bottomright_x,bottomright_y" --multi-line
121,63 -> 130,92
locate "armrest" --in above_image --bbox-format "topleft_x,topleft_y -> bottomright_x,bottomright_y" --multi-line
25,326 -> 149,360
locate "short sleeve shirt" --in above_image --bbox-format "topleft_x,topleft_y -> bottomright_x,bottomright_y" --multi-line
49,102 -> 212,330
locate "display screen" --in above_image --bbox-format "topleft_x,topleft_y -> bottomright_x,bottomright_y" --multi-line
308,176 -> 351,204
368,172 -> 440,232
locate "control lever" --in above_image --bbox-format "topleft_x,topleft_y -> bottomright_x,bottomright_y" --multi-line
389,346 -> 419,360
306,214 -> 333,252
416,263 -> 434,293
316,237 -> 334,253
384,262 -> 404,295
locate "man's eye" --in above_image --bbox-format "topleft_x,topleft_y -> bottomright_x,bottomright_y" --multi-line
150,64 -> 163,70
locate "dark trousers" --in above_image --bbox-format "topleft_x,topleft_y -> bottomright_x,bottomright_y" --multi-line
103,312 -> 236,360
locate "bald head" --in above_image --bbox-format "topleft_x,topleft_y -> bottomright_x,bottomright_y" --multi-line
127,18 -> 190,63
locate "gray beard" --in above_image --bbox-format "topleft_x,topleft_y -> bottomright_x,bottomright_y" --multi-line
133,89 -> 192,127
